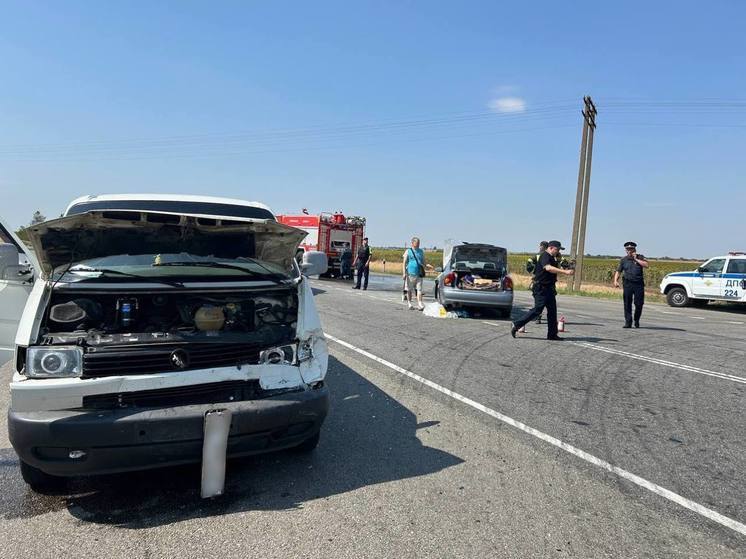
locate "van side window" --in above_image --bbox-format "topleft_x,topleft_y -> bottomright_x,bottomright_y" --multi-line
726,259 -> 746,274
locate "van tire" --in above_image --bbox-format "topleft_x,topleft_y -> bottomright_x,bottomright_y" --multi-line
666,287 -> 689,307
20,461 -> 65,492
292,431 -> 320,453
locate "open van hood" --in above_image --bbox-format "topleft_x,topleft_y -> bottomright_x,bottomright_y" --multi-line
24,210 -> 306,278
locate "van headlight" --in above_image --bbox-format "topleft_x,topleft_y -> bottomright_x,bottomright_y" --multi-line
259,344 -> 297,365
26,346 -> 83,378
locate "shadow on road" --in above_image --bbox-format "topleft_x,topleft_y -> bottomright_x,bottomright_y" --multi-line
0,356 -> 463,528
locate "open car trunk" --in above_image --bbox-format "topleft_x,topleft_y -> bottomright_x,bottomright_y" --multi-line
446,242 -> 508,291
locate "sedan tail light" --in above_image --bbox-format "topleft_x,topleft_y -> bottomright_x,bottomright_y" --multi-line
502,276 -> 513,291
443,272 -> 456,286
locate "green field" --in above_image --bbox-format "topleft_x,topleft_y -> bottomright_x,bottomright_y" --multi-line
372,248 -> 700,287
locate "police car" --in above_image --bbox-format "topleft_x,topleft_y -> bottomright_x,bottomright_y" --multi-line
660,252 -> 746,307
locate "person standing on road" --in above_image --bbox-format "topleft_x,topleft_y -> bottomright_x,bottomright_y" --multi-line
403,237 -> 427,310
613,241 -> 648,328
511,240 -> 574,340
526,241 -> 549,324
352,237 -> 371,290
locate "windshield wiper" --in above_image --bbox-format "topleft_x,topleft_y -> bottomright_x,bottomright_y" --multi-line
67,266 -> 185,288
153,261 -> 288,285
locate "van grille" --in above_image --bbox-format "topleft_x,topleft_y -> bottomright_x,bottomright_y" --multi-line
82,342 -> 263,378
81,380 -> 268,409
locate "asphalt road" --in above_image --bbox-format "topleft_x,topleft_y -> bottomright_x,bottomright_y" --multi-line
0,275 -> 744,558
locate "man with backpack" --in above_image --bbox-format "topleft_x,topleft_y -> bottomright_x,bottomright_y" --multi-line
403,237 -> 428,310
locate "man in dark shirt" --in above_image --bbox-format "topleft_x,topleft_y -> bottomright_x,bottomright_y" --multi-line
511,240 -> 575,340
352,237 -> 372,290
613,241 -> 649,328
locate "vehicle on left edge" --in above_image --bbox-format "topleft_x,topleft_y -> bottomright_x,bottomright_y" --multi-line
0,194 -> 330,493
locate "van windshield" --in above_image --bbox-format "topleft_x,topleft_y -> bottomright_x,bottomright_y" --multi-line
54,253 -> 297,283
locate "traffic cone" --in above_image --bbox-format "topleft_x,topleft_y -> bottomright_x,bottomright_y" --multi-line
558,315 -> 566,332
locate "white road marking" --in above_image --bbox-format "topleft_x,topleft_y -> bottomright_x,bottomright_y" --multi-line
662,311 -> 677,315
728,321 -> 745,325
325,333 -> 746,537
688,316 -> 705,320
572,341 -> 746,385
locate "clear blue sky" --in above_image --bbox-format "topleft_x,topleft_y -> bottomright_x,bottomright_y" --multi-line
1,0 -> 744,259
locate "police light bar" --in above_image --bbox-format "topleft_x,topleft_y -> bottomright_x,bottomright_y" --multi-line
728,251 -> 745,256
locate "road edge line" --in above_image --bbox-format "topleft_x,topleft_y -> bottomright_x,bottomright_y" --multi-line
325,332 -> 746,538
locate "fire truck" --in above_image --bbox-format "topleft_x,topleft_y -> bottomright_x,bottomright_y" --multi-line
276,211 -> 366,278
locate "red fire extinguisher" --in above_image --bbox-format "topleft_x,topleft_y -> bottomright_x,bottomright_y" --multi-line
558,315 -> 566,332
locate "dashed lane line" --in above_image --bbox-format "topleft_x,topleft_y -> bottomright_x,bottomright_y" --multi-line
571,341 -> 746,385
478,322 -> 746,385
325,333 -> 746,537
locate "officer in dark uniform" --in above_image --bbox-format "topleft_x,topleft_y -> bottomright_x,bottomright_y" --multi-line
511,240 -> 574,340
613,241 -> 649,328
352,237 -> 371,290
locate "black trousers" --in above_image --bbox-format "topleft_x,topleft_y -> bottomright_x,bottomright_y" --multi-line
355,265 -> 369,289
623,281 -> 645,325
514,284 -> 558,338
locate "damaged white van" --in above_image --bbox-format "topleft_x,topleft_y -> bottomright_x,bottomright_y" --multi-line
0,194 -> 329,495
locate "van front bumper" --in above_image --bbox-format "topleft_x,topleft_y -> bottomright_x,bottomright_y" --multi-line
8,386 -> 329,477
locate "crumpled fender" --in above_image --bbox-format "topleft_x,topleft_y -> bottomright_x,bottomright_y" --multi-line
296,278 -> 328,384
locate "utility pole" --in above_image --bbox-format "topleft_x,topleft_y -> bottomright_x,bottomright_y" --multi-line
569,96 -> 597,291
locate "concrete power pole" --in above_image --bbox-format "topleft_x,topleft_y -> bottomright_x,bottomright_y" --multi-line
569,96 -> 597,291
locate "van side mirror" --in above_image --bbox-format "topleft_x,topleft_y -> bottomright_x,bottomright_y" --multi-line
301,251 -> 328,276
0,244 -> 29,280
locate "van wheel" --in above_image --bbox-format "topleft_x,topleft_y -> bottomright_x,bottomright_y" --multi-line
666,287 -> 689,307
20,461 -> 65,492
292,432 -> 320,453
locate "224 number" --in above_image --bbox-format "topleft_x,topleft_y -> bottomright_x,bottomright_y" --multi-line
724,289 -> 739,298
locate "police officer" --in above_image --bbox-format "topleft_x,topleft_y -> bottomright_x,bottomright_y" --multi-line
352,237 -> 371,290
613,241 -> 649,328
511,240 -> 574,340
526,241 -> 549,275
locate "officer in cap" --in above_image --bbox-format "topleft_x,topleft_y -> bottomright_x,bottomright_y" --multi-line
511,240 -> 574,340
613,241 -> 649,328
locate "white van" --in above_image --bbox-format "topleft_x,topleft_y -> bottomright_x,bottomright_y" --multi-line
0,194 -> 329,496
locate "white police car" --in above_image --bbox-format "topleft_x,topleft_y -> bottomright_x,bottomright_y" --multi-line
660,252 -> 746,307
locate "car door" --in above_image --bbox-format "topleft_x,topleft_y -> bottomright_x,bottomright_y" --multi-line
0,217 -> 36,356
723,258 -> 746,301
691,257 -> 725,298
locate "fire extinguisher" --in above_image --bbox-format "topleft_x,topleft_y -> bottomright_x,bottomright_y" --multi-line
558,315 -> 566,332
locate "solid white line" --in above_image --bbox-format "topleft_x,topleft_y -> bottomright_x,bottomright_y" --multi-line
728,321 -> 745,325
325,333 -> 746,537
688,316 -> 706,320
572,342 -> 746,385
661,311 -> 677,315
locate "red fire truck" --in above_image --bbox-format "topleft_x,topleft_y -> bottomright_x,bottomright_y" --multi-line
276,211 -> 366,278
